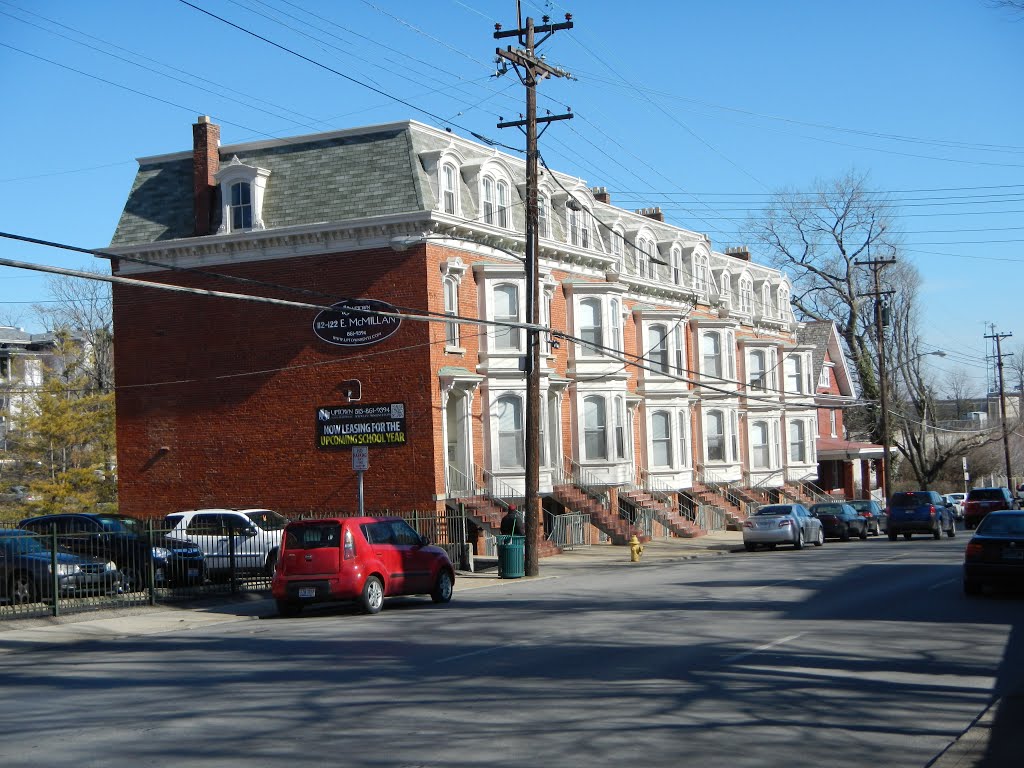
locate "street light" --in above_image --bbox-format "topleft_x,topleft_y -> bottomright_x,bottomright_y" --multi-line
390,232 -> 542,575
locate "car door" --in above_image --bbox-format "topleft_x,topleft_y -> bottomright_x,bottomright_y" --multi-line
362,521 -> 404,594
387,519 -> 435,594
184,513 -> 233,573
797,505 -> 817,540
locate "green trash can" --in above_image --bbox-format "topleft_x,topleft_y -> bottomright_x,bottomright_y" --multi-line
496,534 -> 526,579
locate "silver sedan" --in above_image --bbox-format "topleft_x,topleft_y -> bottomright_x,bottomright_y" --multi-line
742,503 -> 824,551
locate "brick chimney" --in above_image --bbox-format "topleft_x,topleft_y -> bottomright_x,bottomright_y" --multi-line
592,186 -> 611,205
636,206 -> 664,223
192,116 -> 221,236
726,246 -> 751,261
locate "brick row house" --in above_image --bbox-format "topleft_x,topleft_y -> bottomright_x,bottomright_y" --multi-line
107,117 -> 881,552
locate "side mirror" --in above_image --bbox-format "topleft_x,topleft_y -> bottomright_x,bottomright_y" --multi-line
419,534 -> 431,547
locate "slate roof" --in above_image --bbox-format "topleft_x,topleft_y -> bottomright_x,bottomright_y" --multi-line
797,320 -> 834,379
111,125 -> 427,247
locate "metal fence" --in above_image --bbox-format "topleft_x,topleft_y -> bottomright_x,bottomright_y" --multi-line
546,512 -> 592,550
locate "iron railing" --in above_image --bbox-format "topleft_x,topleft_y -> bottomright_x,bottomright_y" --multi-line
546,511 -> 592,549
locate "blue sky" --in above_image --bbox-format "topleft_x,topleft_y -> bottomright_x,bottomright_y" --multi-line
1,0 -> 1021,394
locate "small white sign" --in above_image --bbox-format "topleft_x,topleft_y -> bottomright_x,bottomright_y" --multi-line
352,445 -> 369,472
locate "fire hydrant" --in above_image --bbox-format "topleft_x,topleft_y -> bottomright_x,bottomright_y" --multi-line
629,535 -> 644,562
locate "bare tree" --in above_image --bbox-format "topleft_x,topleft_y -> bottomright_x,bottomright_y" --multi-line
745,170 -> 907,441
944,367 -> 980,420
32,269 -> 113,393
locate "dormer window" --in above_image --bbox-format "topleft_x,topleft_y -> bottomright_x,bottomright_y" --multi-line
497,180 -> 510,228
442,162 -> 458,214
215,156 -> 270,234
738,275 -> 753,314
538,193 -> 551,238
568,203 -> 590,248
693,254 -> 710,292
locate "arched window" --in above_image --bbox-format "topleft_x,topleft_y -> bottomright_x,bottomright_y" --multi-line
778,286 -> 790,319
497,180 -> 510,228
614,395 -> 627,459
482,177 -> 496,225
719,271 -> 732,303
611,228 -> 624,263
651,411 -> 673,467
578,299 -> 603,356
609,298 -> 622,353
705,410 -> 725,462
751,421 -> 770,468
789,420 -> 806,463
785,355 -> 803,393
702,331 -> 721,378
671,247 -> 682,285
673,324 -> 685,374
739,276 -> 753,314
441,162 -> 458,214
584,395 -> 607,460
538,194 -> 550,238
568,204 -> 590,248
748,350 -> 767,391
693,254 -> 710,292
443,276 -> 459,347
762,284 -> 773,317
678,411 -> 690,468
493,284 -> 521,350
648,324 -> 669,374
230,181 -> 252,230
636,238 -> 650,278
496,395 -> 524,468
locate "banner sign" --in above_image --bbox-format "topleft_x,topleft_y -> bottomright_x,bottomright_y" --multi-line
313,299 -> 402,347
316,403 -> 407,449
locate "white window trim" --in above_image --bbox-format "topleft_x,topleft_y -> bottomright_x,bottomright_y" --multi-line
215,156 -> 271,234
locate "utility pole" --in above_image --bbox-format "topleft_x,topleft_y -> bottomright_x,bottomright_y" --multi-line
494,3 -> 573,577
856,256 -> 896,502
985,327 -> 1014,489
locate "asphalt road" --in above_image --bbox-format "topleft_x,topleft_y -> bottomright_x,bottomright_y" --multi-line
1,533 -> 1021,768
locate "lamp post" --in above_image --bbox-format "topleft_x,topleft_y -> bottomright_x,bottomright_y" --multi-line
390,233 -> 542,574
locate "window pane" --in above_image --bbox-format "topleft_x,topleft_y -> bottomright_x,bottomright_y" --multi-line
706,411 -> 725,462
584,396 -> 607,460
494,284 -> 520,350
579,299 -> 602,355
497,396 -> 524,468
648,325 -> 669,373
702,332 -> 721,378
789,421 -> 805,462
652,411 -> 672,467
752,422 -> 769,468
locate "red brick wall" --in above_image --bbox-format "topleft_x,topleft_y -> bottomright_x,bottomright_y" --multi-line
112,246 -> 439,519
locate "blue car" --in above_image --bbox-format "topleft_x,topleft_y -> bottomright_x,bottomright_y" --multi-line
886,491 -> 956,540
0,529 -> 122,604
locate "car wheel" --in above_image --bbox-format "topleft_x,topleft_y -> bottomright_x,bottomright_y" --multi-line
11,573 -> 37,604
744,542 -> 756,552
431,570 -> 454,604
947,521 -> 956,538
933,524 -> 942,540
840,525 -> 851,542
903,532 -> 913,541
814,527 -> 824,547
963,579 -> 982,596
265,549 -> 278,577
360,575 -> 384,614
276,599 -> 302,617
859,525 -> 868,540
794,529 -> 805,550
888,531 -> 898,541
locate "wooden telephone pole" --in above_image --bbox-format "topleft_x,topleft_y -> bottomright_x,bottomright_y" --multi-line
494,4 -> 573,577
985,326 -> 1014,489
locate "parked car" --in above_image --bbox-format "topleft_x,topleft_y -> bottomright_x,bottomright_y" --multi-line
847,499 -> 886,535
885,491 -> 956,540
809,502 -> 869,541
164,508 -> 289,578
19,513 -> 205,591
272,516 -> 455,616
963,510 -> 1024,595
742,504 -> 823,551
944,493 -> 967,521
963,487 -> 1017,530
0,529 -> 121,603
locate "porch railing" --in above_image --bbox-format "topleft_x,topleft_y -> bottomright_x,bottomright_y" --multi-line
698,466 -> 749,513
546,511 -> 592,550
445,464 -> 477,499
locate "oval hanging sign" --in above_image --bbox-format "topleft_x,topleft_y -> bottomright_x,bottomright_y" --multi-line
313,299 -> 402,347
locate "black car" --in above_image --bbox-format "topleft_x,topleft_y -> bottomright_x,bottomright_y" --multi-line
886,491 -> 956,540
847,499 -> 886,535
963,511 -> 1024,595
1,529 -> 122,603
809,502 -> 869,541
19,513 -> 204,591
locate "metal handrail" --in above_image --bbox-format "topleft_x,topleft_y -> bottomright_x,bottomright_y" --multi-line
638,470 -> 681,508
545,510 -> 592,549
481,469 -> 522,510
698,465 -> 748,512
556,458 -> 609,506
445,464 -> 477,499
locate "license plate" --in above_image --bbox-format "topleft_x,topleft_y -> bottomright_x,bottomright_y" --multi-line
187,568 -> 199,579
1002,550 -> 1024,561
298,587 -> 316,598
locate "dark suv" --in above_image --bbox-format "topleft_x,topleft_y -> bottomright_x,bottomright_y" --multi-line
886,491 -> 956,541
19,513 -> 205,591
963,487 -> 1017,529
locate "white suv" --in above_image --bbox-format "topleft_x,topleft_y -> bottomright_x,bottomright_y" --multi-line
164,509 -> 289,578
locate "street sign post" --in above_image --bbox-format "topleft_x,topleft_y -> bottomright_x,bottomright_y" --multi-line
353,446 -> 369,514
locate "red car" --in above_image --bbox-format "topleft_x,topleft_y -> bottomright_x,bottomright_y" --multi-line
963,487 -> 1017,530
272,516 -> 455,616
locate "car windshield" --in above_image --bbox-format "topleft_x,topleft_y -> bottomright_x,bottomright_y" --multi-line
755,506 -> 792,516
96,515 -> 143,535
245,510 -> 289,530
848,501 -> 874,512
813,505 -> 844,515
976,514 -> 1024,536
968,489 -> 1005,502
1,532 -> 49,554
891,493 -> 929,507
